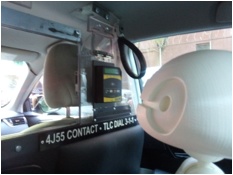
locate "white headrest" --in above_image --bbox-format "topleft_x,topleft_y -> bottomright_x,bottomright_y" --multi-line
137,50 -> 232,162
44,43 -> 79,108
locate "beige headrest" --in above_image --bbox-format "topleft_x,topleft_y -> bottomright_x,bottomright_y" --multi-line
44,43 -> 79,108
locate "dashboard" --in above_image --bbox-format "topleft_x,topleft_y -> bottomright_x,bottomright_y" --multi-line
1,111 -> 28,135
1,110 -> 66,136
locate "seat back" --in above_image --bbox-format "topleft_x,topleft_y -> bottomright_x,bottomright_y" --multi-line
1,42 -> 144,174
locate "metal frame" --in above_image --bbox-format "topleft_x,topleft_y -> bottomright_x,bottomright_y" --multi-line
2,7 -> 81,42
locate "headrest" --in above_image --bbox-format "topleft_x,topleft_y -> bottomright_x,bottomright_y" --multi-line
137,50 -> 232,162
44,43 -> 79,108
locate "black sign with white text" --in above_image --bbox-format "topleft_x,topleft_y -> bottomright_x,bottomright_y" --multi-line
39,116 -> 138,151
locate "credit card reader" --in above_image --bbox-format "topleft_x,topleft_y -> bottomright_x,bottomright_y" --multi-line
94,66 -> 122,103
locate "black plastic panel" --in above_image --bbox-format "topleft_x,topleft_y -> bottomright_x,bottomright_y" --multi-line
2,117 -> 144,173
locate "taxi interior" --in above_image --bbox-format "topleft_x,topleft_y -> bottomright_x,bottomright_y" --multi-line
1,1 -> 232,174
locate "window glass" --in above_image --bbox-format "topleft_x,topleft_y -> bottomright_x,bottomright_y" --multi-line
29,78 -> 49,113
136,28 -> 232,87
1,59 -> 28,107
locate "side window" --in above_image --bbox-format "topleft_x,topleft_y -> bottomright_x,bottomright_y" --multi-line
137,28 -> 232,88
1,60 -> 28,107
28,77 -> 54,114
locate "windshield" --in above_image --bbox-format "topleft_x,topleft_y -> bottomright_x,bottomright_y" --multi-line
1,59 -> 28,107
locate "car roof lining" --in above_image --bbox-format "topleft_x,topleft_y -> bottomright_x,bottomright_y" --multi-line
98,1 -> 232,41
1,1 -> 231,59
2,1 -> 231,43
1,27 -> 58,55
1,46 -> 40,63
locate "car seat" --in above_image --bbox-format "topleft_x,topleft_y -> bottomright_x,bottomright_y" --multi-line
1,42 -> 144,174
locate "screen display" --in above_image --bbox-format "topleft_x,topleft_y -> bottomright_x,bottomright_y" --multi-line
104,68 -> 120,75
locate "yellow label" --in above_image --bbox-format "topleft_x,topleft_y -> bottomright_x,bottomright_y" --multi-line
104,96 -> 122,102
104,74 -> 121,80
